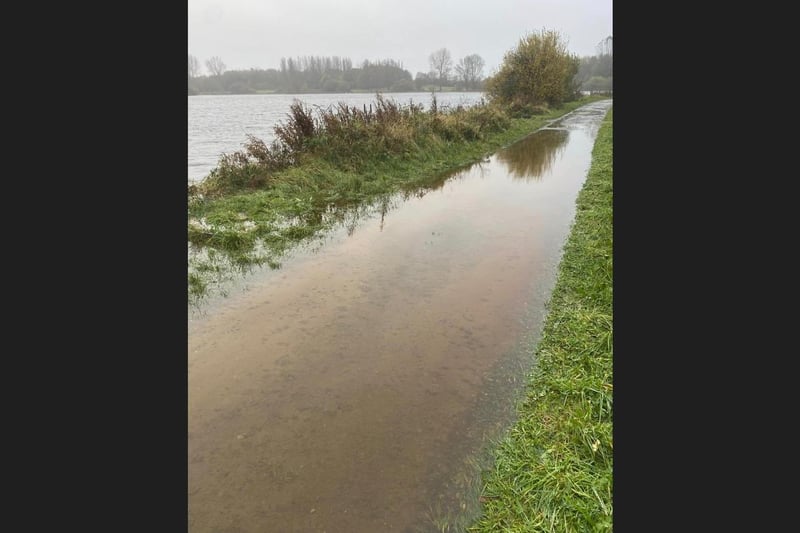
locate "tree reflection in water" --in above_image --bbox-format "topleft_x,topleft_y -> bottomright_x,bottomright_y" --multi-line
495,128 -> 569,181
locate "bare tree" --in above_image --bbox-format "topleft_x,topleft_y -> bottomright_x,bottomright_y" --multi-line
428,48 -> 452,89
188,53 -> 200,78
596,36 -> 613,57
455,54 -> 485,90
205,56 -> 226,77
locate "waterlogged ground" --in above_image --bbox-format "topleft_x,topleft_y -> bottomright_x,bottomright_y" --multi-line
188,100 -> 613,532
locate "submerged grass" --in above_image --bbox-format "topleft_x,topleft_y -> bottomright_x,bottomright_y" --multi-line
467,108 -> 613,532
188,93 -> 608,304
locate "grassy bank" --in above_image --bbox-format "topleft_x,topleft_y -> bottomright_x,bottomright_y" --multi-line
468,107 -> 613,532
188,94 -> 608,304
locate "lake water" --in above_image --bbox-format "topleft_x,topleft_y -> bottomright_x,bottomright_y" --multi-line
188,92 -> 486,184
188,100 -> 613,532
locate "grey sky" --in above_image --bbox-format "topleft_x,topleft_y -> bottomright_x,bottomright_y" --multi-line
188,0 -> 612,77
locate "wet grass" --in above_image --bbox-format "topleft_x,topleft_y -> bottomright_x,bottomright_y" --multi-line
188,94 -> 609,305
466,107 -> 613,532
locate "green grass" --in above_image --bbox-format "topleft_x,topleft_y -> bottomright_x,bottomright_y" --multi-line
188,94 -> 609,305
466,107 -> 613,533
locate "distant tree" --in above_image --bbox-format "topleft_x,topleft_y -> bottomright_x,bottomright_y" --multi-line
485,28 -> 580,108
592,54 -> 612,78
222,70 -> 256,94
205,56 -> 226,77
188,53 -> 200,78
357,59 -> 411,90
575,57 -> 593,87
596,35 -> 613,57
594,35 -> 613,79
428,48 -> 452,89
573,36 -> 612,93
389,78 -> 415,92
582,75 -> 612,93
414,72 -> 435,91
248,68 -> 281,92
320,74 -> 350,93
455,54 -> 485,90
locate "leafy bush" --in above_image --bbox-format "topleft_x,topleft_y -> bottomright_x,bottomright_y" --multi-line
485,28 -> 580,108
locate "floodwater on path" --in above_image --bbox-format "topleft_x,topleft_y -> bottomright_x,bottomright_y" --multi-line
188,100 -> 613,532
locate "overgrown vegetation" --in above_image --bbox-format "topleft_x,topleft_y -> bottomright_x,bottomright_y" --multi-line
467,107 -> 613,533
191,94 -> 510,199
188,93 -> 607,304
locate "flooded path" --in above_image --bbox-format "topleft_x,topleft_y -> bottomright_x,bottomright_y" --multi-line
188,100 -> 613,532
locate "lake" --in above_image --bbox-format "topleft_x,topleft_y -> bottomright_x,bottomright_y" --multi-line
188,92 -> 486,185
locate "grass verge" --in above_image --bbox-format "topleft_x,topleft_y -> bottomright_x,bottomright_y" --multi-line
467,107 -> 613,532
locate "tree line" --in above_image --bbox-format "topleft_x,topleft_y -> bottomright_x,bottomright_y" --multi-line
188,34 -> 611,96
188,49 -> 488,95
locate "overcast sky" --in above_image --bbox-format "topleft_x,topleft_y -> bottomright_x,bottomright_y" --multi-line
188,0 -> 612,77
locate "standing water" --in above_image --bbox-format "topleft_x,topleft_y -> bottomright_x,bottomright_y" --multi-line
188,100 -> 612,532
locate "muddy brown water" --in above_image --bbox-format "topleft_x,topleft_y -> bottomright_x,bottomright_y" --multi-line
188,100 -> 612,532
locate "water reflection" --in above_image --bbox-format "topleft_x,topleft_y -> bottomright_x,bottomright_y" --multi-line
188,158 -> 495,309
495,128 -> 569,181
188,123 -> 566,310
